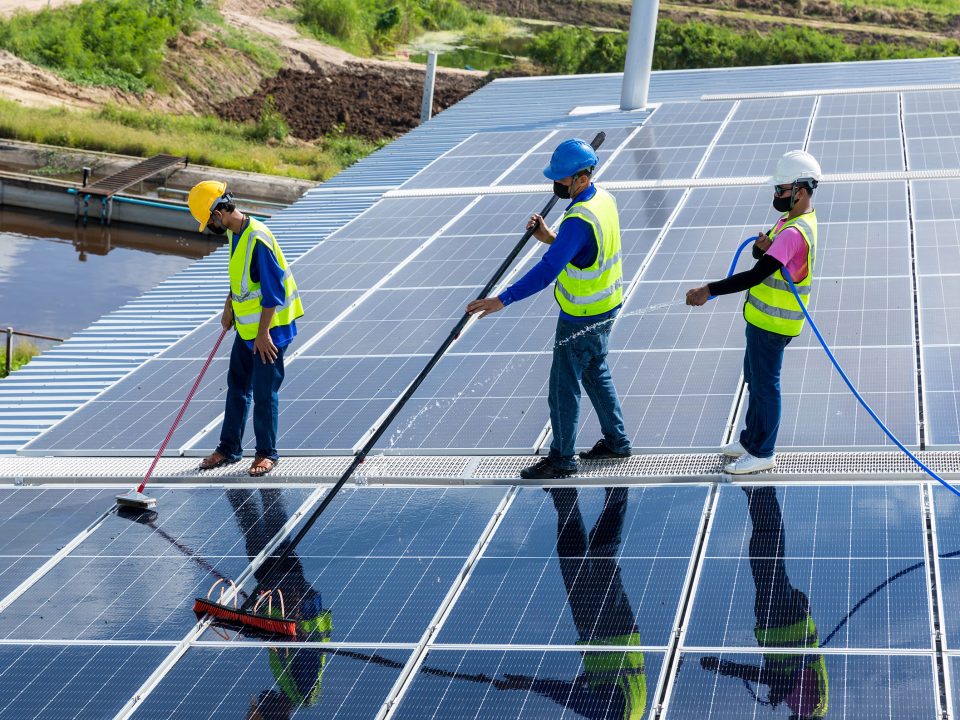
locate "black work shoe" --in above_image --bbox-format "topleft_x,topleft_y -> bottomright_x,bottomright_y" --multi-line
579,440 -> 632,460
519,458 -> 576,480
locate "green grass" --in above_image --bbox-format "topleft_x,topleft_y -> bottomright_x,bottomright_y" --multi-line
837,0 -> 960,15
527,19 -> 960,75
296,0 -> 488,55
0,99 -> 382,181
0,341 -> 39,379
0,0 -> 200,92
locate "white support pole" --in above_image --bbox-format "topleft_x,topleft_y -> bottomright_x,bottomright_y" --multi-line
420,51 -> 438,124
620,0 -> 660,111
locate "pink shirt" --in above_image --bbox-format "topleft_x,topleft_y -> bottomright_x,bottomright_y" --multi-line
766,216 -> 810,282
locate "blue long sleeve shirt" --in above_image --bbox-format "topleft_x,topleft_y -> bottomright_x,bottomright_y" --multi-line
230,221 -> 297,350
497,185 -> 620,323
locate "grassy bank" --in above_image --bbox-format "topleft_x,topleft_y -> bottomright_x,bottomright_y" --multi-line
297,0 -> 490,55
0,99 -> 381,180
527,18 -> 960,75
0,341 -> 38,379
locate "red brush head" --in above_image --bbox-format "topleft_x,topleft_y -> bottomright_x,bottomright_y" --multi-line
193,598 -> 297,638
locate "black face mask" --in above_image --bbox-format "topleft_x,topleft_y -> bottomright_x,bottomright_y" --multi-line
553,181 -> 571,199
206,214 -> 227,235
772,193 -> 793,213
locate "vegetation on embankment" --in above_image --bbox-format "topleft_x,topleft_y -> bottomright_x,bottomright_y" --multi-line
526,18 -> 960,75
296,0 -> 492,55
0,99 -> 380,180
0,341 -> 38,379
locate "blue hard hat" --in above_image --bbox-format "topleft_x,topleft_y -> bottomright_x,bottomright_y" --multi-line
543,138 -> 598,181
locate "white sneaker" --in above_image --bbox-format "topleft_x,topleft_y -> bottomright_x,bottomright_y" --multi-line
724,452 -> 776,475
721,440 -> 746,458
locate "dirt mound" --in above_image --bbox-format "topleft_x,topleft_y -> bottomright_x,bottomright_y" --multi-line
218,65 -> 484,141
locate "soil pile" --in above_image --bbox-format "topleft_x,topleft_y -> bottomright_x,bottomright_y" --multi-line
218,64 -> 485,141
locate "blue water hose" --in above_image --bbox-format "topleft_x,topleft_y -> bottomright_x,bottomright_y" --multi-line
721,236 -> 960,499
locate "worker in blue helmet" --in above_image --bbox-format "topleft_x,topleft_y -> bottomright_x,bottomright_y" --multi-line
467,138 -> 632,479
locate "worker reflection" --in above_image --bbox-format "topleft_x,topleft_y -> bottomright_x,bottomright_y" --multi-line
498,487 -> 647,718
225,489 -> 332,720
699,486 -> 828,718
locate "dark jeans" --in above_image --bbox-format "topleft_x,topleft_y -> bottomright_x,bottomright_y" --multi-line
550,487 -> 638,642
216,333 -> 286,462
739,322 -> 792,459
548,315 -> 630,469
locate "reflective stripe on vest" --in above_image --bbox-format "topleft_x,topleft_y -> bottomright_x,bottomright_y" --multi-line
228,218 -> 304,341
754,613 -> 828,715
268,610 -> 332,707
580,632 -> 646,720
743,210 -> 817,337
554,187 -> 624,317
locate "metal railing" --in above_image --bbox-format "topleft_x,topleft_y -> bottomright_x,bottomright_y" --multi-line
3,327 -> 64,377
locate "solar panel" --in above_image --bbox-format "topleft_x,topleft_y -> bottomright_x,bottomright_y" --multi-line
198,487 -> 506,644
439,485 -> 708,646
716,117 -> 809,146
901,89 -> 960,114
401,153 -> 525,190
137,646 -> 410,719
626,122 -> 721,149
687,485 -> 929,650
646,101 -> 734,125
394,649 -> 666,719
575,349 -> 743,451
599,146 -> 706,182
699,142 -> 801,179
0,487 -> 314,640
911,179 -> 960,221
327,196 -> 475,240
732,96 -> 816,121
746,346 -> 918,449
921,347 -> 960,446
907,136 -> 960,171
809,113 -> 902,142
817,91 -> 900,117
373,352 -> 552,453
808,138 -> 905,173
446,130 -> 554,158
0,644 -> 170,720
903,111 -> 960,139
667,652 -> 937,718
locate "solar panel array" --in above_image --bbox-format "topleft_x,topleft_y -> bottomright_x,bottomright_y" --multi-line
22,89 -> 960,459
1,481 -> 957,717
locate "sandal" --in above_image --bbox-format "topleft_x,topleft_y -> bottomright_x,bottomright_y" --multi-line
199,451 -> 239,471
249,456 -> 278,477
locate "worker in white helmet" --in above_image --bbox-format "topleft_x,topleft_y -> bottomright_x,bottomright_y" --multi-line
685,150 -> 821,474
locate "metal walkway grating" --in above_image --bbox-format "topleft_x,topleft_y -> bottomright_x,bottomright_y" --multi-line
84,154 -> 186,197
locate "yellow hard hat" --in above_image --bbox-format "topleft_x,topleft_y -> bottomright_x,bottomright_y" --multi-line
187,180 -> 228,232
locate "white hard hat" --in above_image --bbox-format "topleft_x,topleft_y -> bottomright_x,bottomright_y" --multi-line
770,149 -> 822,187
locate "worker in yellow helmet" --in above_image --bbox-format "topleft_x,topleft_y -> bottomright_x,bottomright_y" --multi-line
187,181 -> 304,477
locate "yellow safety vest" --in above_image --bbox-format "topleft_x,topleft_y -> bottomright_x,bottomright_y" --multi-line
554,187 -> 624,317
581,632 -> 646,720
268,609 -> 332,708
743,210 -> 817,337
228,217 -> 303,341
755,614 -> 829,718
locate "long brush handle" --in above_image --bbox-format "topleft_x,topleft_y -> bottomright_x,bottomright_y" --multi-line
137,325 -> 229,493
249,131 -> 608,603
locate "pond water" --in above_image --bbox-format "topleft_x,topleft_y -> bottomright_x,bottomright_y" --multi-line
0,207 -> 219,342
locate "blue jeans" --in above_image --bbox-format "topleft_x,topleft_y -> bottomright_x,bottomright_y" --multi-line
548,316 -> 630,469
740,322 -> 792,459
216,333 -> 286,461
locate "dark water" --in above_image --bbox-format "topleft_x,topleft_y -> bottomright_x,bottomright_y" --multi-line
0,208 -> 219,341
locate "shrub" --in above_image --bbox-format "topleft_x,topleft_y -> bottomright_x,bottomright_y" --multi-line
0,0 -> 199,91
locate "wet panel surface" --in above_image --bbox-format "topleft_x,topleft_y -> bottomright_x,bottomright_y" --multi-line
395,649 -> 664,720
667,652 -> 936,719
136,646 -> 409,719
0,644 -> 168,720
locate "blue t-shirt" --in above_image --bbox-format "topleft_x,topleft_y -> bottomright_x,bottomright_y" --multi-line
498,185 -> 621,323
230,221 -> 297,349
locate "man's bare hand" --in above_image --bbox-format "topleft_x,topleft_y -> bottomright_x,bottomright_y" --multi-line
755,231 -> 772,253
526,214 -> 555,244
220,306 -> 234,331
253,332 -> 278,364
685,286 -> 711,307
466,297 -> 504,319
